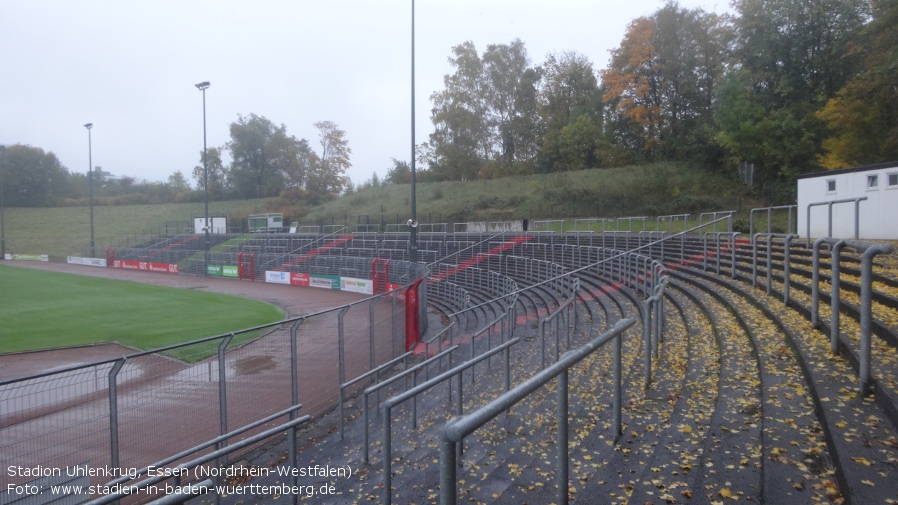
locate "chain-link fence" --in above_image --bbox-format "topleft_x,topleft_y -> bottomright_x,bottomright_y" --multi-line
0,270 -> 423,498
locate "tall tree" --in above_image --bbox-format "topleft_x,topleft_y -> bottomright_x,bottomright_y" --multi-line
601,2 -> 730,163
817,0 -> 897,168
0,144 -> 69,206
192,147 -> 228,200
538,51 -> 602,171
719,0 -> 868,183
385,158 -> 411,185
307,120 -> 351,197
428,39 -> 541,179
428,41 -> 491,181
227,114 -> 291,198
481,39 -> 541,171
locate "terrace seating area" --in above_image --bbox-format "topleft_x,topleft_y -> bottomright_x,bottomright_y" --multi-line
98,225 -> 898,503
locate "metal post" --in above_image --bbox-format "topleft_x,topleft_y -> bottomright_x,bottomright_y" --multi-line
84,123 -> 96,258
643,298 -> 653,389
337,305 -> 350,396
830,241 -> 845,354
408,0 -> 418,264
369,297 -> 379,372
557,369 -> 569,505
859,244 -> 894,394
811,238 -> 825,328
218,334 -> 233,462
383,406 -> 393,505
195,81 -> 211,273
439,421 -> 458,505
108,358 -> 126,468
783,235 -> 795,305
766,235 -> 773,295
613,331 -> 622,437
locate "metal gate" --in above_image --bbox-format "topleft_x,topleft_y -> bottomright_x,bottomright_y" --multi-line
238,252 -> 255,280
372,258 -> 390,294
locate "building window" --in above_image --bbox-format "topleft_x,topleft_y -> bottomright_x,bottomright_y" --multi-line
888,173 -> 898,187
868,174 -> 879,189
826,179 -> 836,192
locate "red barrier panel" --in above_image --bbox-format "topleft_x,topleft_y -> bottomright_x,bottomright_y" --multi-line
405,278 -> 423,351
372,258 -> 390,294
238,252 -> 255,280
105,247 -> 115,267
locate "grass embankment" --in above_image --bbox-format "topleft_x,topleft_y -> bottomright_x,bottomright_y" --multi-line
0,265 -> 284,358
3,162 -> 780,257
305,162 -> 764,229
2,198 -> 274,259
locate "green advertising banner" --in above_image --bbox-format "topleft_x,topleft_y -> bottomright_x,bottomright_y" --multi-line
207,265 -> 222,276
223,265 -> 238,278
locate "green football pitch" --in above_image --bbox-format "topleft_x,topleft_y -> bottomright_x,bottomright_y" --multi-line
0,265 -> 284,356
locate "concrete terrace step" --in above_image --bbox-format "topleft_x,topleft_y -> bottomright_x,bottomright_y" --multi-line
674,266 -> 898,504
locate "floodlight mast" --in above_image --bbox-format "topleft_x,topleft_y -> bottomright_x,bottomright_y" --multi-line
195,81 -> 210,273
84,123 -> 95,258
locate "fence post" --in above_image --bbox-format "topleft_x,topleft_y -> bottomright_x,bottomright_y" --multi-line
337,305 -> 351,398
383,406 -> 393,505
643,298 -> 653,389
859,244 -> 894,395
217,334 -> 234,464
557,368 -> 569,505
811,238 -> 825,328
830,241 -> 845,354
108,358 -> 126,469
783,235 -> 795,305
439,420 -> 459,505
613,331 -> 622,438
369,297 -> 380,372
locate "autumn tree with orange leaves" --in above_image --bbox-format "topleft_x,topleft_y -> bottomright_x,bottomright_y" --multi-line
601,4 -> 730,164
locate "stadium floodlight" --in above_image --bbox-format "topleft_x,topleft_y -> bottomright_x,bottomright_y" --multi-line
84,123 -> 95,258
195,81 -> 210,273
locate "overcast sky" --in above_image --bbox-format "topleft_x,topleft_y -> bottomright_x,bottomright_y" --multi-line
0,0 -> 728,187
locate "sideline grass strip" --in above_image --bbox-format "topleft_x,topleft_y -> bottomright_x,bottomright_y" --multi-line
0,265 -> 284,355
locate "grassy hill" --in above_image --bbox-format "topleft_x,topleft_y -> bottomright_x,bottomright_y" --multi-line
305,162 -> 762,228
2,163 -> 764,259
2,199 -> 276,259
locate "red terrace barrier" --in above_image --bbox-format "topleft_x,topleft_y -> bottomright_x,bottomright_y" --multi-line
405,278 -> 423,351
106,247 -> 116,266
275,234 -> 356,270
372,258 -> 390,295
238,251 -> 255,280
429,234 -> 535,282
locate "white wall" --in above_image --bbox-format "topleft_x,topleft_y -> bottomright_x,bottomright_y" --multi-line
797,164 -> 898,240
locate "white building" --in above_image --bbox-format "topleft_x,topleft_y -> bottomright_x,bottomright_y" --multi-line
796,162 -> 898,240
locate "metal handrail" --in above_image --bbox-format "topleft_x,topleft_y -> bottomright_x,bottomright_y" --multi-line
381,337 -> 520,505
809,238 -> 895,395
339,350 -> 414,439
84,415 -> 311,505
805,197 -> 867,246
438,318 -> 636,505
361,345 -> 459,463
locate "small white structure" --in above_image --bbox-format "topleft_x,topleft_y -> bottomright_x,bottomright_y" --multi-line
797,162 -> 898,240
248,213 -> 283,233
194,216 -> 227,234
